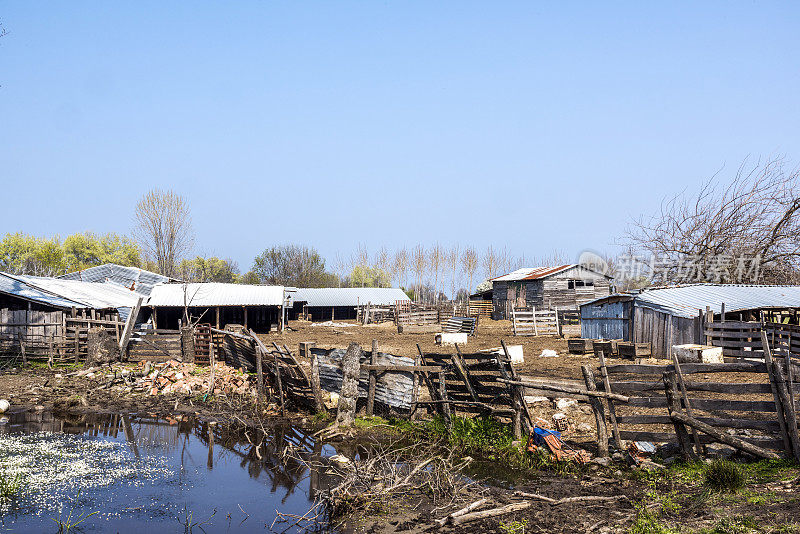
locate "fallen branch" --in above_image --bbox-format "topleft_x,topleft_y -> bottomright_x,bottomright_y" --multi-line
451,501 -> 532,525
496,378 -> 630,403
670,412 -> 780,460
514,491 -> 629,505
435,497 -> 491,526
452,494 -> 629,525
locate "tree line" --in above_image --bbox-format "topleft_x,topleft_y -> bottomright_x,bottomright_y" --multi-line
3,156 -> 799,297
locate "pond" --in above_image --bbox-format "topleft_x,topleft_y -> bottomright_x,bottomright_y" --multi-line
0,408 -> 336,533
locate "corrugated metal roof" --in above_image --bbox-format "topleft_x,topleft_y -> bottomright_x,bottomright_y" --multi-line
59,264 -> 173,296
633,284 -> 800,318
147,283 -> 285,307
0,273 -> 86,309
9,274 -> 141,309
293,287 -> 410,307
491,265 -> 573,281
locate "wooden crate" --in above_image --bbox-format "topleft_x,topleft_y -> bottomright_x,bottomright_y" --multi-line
593,339 -> 620,357
567,338 -> 594,354
617,342 -> 651,359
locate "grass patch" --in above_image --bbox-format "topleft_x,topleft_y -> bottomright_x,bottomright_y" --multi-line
704,460 -> 747,493
628,501 -> 680,534
696,515 -> 760,534
0,472 -> 22,503
499,518 -> 529,534
378,415 -> 583,475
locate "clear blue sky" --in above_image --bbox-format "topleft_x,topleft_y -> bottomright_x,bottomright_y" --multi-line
1,2 -> 798,272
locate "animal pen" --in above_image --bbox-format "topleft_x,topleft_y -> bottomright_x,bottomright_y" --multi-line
0,272 -> 141,364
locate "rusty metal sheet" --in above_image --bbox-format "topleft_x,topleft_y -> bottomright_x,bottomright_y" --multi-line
312,347 -> 414,410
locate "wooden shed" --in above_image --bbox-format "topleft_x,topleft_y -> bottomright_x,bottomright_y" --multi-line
0,272 -> 142,361
491,265 -> 613,320
580,284 -> 800,358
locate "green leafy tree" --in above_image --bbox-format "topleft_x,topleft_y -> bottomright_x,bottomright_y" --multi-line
62,232 -> 141,272
252,245 -> 338,287
239,270 -> 261,285
349,265 -> 391,288
177,256 -> 239,283
0,233 -> 65,276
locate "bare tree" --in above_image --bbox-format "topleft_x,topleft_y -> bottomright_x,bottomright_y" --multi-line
393,247 -> 409,289
375,246 -> 390,282
447,244 -> 461,301
411,245 -> 426,303
462,247 -> 479,294
133,189 -> 193,277
483,246 -> 498,281
428,243 -> 443,303
626,156 -> 800,284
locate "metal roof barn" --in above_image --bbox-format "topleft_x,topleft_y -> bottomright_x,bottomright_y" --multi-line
0,273 -> 86,309
59,263 -> 174,296
6,273 -> 140,310
633,284 -> 800,319
293,288 -> 410,308
147,283 -> 285,307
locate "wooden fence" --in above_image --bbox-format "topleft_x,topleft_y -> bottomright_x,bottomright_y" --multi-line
417,343 -> 532,437
511,307 -> 562,337
704,320 -> 763,359
467,301 -> 492,318
0,315 -> 126,364
599,353 -> 800,457
397,310 -> 440,326
127,329 -> 182,362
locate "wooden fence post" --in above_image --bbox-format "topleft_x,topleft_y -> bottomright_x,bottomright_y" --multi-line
438,369 -> 451,427
671,354 -> 703,455
255,346 -> 265,401
762,331 -> 792,455
772,360 -> 800,461
310,349 -> 326,414
367,339 -> 378,416
273,345 -> 285,416
582,365 -> 608,457
663,371 -> 696,460
597,351 -> 622,450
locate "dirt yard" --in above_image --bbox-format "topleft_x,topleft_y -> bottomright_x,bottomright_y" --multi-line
269,318 -> 615,380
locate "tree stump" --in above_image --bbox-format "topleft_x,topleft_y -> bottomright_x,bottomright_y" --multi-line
180,326 -> 195,363
336,343 -> 363,428
86,327 -> 120,367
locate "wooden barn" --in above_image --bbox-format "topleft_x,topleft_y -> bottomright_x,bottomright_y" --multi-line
0,271 -> 143,361
490,265 -> 613,320
579,284 -> 800,358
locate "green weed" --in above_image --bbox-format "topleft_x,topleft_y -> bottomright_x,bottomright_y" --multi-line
704,460 -> 747,493
499,518 -> 528,534
51,490 -> 99,533
0,471 -> 22,503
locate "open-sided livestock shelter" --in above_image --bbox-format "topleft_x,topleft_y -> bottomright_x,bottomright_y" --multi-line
146,283 -> 286,333
290,287 -> 410,321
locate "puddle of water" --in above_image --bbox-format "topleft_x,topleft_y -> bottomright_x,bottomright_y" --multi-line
0,408 -> 336,533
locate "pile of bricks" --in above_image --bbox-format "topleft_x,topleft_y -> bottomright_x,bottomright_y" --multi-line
134,360 -> 254,397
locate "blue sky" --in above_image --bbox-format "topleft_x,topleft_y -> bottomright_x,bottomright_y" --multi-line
1,2 -> 798,272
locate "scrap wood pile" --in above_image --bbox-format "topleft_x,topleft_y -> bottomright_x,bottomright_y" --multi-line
134,360 -> 253,396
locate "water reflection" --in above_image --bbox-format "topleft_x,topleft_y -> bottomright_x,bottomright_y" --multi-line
0,408 -> 336,533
